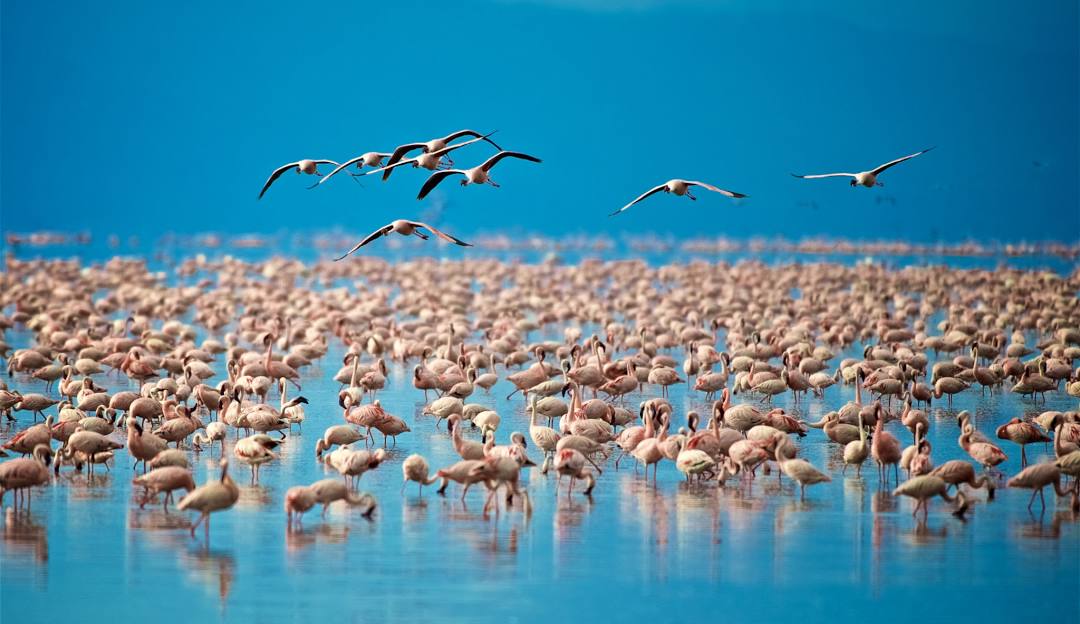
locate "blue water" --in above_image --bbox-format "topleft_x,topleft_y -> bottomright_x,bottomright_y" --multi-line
1,246 -> 1078,624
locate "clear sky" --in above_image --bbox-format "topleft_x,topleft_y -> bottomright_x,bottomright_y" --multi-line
2,0 -> 1077,243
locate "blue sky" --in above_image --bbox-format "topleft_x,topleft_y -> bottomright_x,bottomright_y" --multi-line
2,0 -> 1077,242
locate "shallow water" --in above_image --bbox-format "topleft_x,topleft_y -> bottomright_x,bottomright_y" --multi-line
1,250 -> 1078,624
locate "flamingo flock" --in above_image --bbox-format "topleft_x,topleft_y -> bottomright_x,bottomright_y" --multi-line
0,249 -> 1077,548
256,127 -> 933,255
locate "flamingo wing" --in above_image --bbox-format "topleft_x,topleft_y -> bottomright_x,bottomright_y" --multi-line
385,142 -> 427,168
870,147 -> 935,176
317,156 -> 366,186
441,129 -> 502,151
790,172 -> 858,180
335,224 -> 394,260
408,221 -> 472,247
258,162 -> 300,199
369,157 -> 420,181
479,150 -> 542,172
417,169 -> 466,200
685,180 -> 748,198
610,183 -> 667,216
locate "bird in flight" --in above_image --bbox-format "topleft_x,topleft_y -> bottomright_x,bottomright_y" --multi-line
791,147 -> 934,188
417,151 -> 541,200
335,220 -> 471,259
611,179 -> 747,216
384,130 -> 502,169
258,159 -> 340,199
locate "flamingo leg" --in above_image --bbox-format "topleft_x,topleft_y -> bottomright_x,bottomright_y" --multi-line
190,512 -> 205,536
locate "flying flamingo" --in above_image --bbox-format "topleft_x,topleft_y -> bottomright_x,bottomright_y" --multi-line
416,151 -> 542,200
316,151 -> 394,181
611,179 -> 747,216
384,129 -> 502,168
335,220 -> 471,259
258,159 -> 340,199
791,147 -> 934,187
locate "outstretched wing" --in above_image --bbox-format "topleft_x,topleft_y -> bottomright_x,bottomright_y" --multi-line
385,142 -> 427,168
685,180 -> 748,199
442,129 -> 502,151
431,134 -> 489,157
870,147 -> 935,176
417,170 -> 465,200
479,150 -> 542,172
317,156 -> 365,186
258,162 -> 299,199
335,225 -> 393,260
410,221 -> 472,247
790,172 -> 857,180
610,183 -> 667,216
368,157 -> 418,181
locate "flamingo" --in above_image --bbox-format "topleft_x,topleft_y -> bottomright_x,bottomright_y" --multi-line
177,459 -> 240,539
258,159 -> 340,199
995,417 -> 1051,467
611,179 -> 746,216
551,448 -> 597,497
132,466 -> 195,512
401,454 -> 439,495
416,151 -> 542,200
893,475 -> 969,519
1006,462 -> 1073,512
284,485 -> 317,527
0,445 -> 52,509
791,147 -> 934,187
775,441 -> 831,499
335,220 -> 471,259
384,129 -> 502,168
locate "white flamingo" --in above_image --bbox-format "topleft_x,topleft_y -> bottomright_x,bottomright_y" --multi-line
611,179 -> 747,216
791,147 -> 934,188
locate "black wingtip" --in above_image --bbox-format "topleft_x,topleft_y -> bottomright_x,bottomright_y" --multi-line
790,173 -> 804,179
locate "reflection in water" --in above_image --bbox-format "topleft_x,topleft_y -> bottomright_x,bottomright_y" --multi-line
128,507 -> 193,532
871,491 -> 898,592
402,497 -> 429,530
237,485 -> 273,508
285,523 -> 351,555
905,518 -> 950,545
59,472 -> 114,501
3,508 -> 48,572
181,547 -> 236,608
1015,510 -> 1076,539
